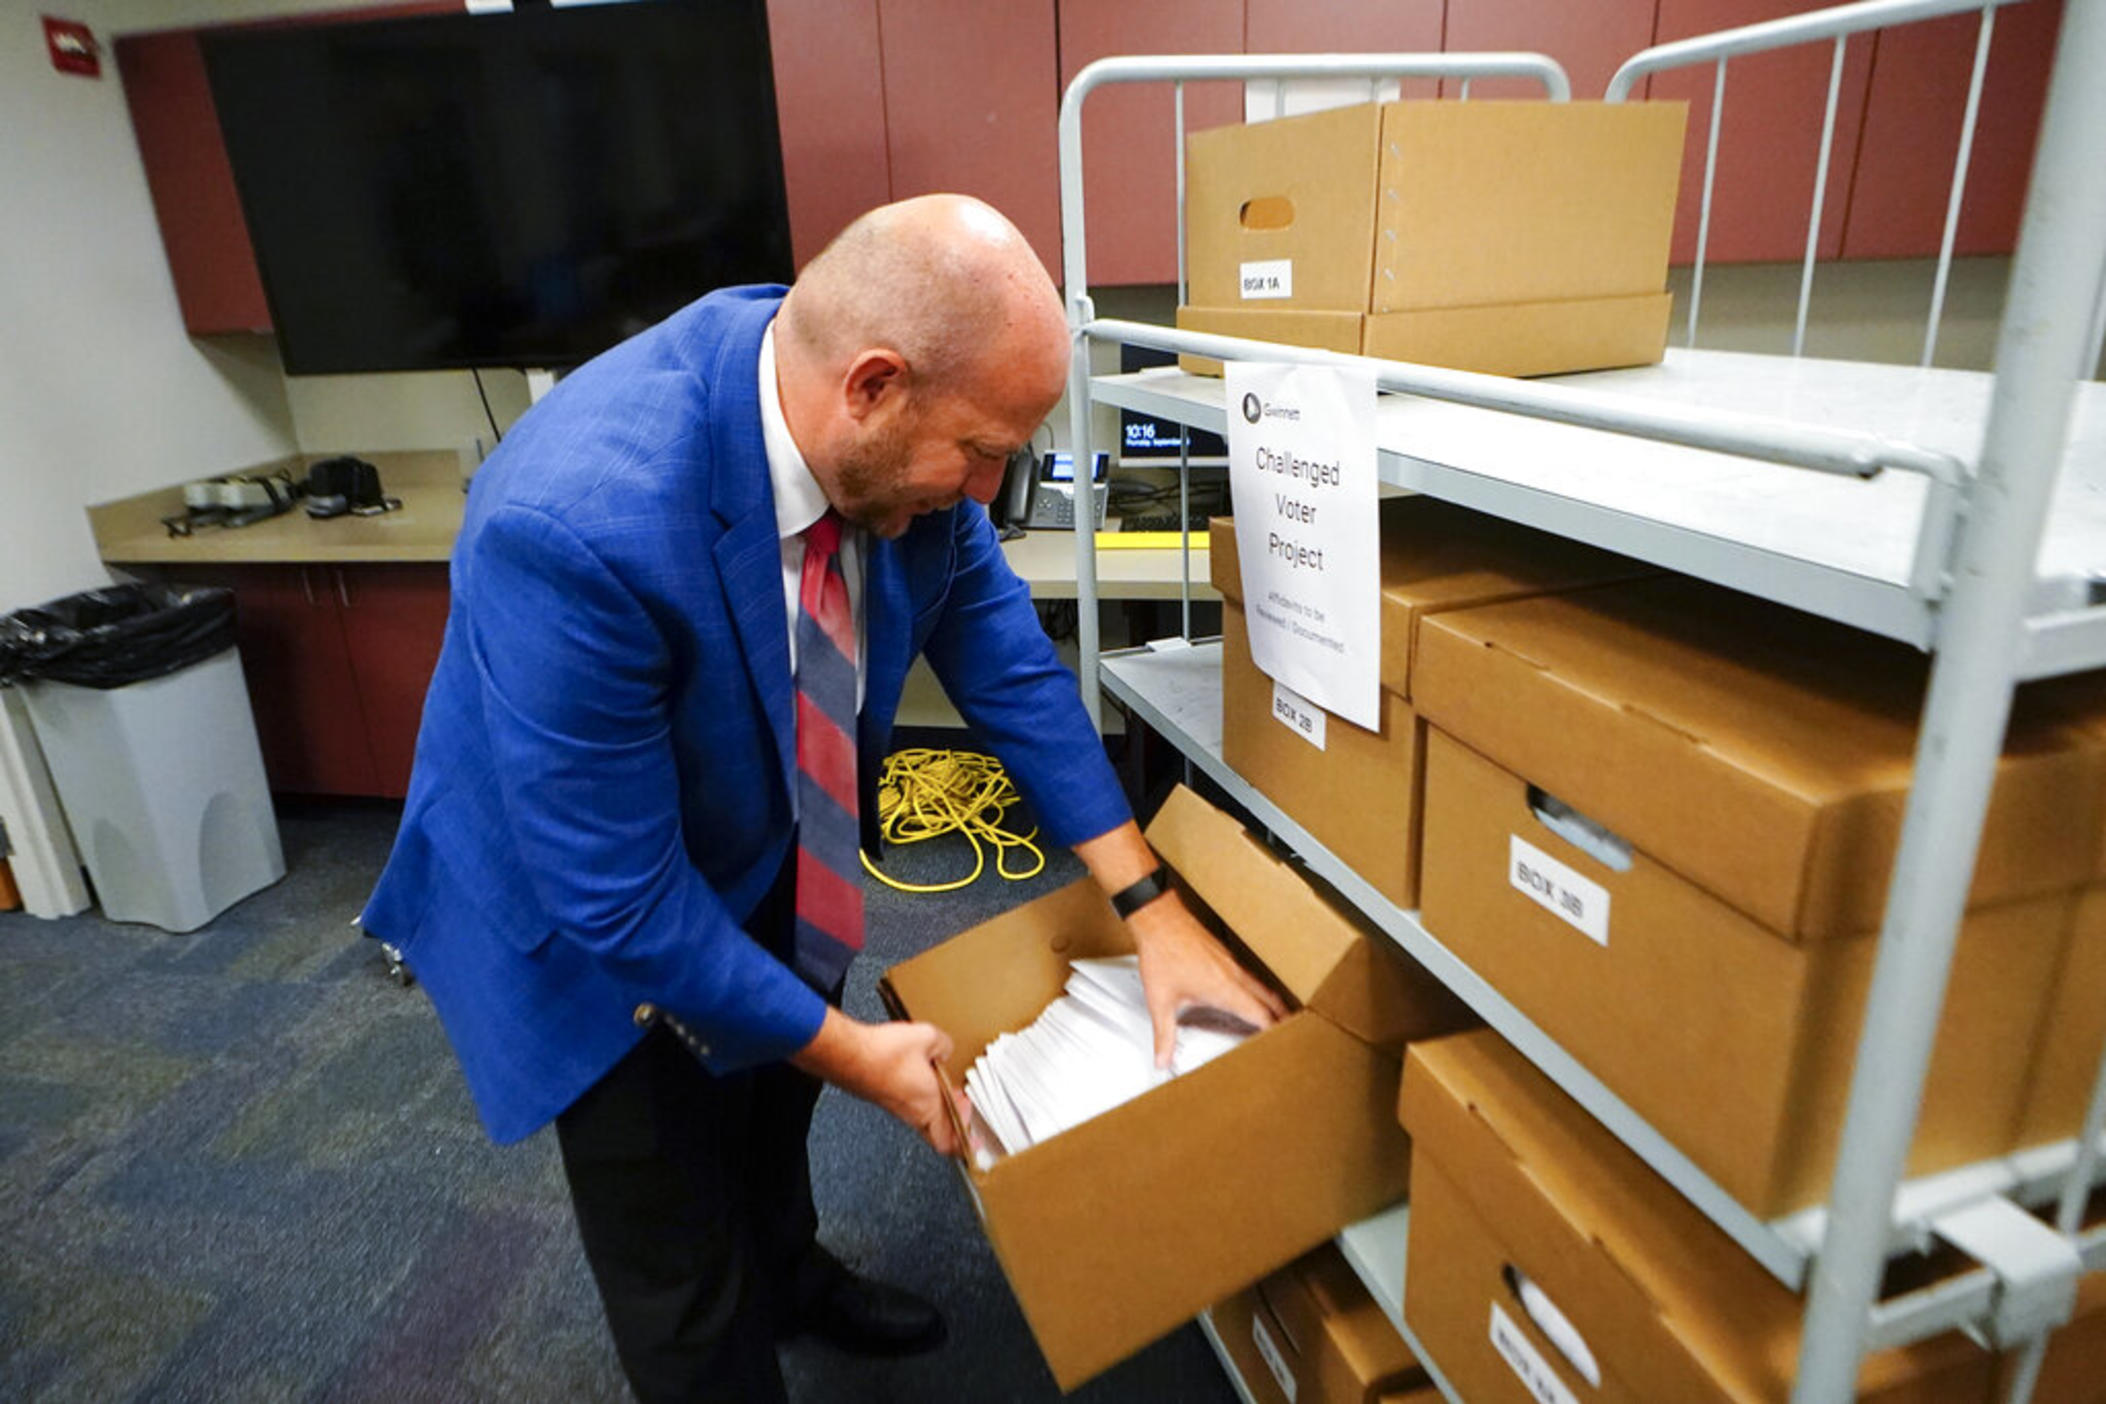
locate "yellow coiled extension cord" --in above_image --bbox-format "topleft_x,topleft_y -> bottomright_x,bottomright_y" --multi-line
859,748 -> 1046,893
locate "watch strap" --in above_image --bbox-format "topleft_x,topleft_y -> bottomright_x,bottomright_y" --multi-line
1109,865 -> 1172,920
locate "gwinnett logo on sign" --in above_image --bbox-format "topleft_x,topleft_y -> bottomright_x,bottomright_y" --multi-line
1241,393 -> 1262,424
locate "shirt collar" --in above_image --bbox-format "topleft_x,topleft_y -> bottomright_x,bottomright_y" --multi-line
758,321 -> 831,543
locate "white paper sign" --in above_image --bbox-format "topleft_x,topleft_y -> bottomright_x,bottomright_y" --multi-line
1270,679 -> 1327,750
1510,834 -> 1611,946
1490,1300 -> 1582,1404
1226,362 -> 1381,729
1251,1312 -> 1298,1402
1240,259 -> 1294,299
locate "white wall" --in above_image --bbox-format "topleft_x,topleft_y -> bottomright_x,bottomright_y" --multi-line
0,2 -> 300,613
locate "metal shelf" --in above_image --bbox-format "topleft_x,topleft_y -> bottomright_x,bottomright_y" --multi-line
1195,1310 -> 1264,1404
1103,640 -> 2106,1334
1090,352 -> 2106,669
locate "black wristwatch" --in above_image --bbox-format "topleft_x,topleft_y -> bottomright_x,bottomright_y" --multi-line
1109,864 -> 1173,919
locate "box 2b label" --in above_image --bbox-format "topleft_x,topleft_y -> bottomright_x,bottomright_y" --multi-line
1509,834 -> 1610,945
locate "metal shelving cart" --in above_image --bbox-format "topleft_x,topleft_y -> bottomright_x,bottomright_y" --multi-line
1054,1 -> 2106,1399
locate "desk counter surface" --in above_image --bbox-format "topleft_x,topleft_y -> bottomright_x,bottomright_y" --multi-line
92,453 -> 1218,600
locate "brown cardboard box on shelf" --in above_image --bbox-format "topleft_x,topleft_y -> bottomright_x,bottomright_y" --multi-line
1176,304 -> 1365,377
1412,576 -> 2106,1214
1209,499 -> 1647,909
1179,100 -> 1685,377
1399,1029 -> 2005,1403
1211,1285 -> 1300,1404
1176,296 -> 1674,379
2015,886 -> 2106,1150
879,785 -> 1473,1390
1257,1243 -> 1428,1404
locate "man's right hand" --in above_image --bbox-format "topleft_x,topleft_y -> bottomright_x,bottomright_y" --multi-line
791,1006 -> 967,1157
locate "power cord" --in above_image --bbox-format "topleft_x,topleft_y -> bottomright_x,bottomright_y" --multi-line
860,749 -> 1045,893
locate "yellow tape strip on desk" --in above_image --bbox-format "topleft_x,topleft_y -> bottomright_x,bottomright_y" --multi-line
860,749 -> 1046,893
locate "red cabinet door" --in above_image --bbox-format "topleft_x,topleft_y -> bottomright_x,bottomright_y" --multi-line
767,0 -> 894,269
115,29 -> 272,335
1441,0 -> 1657,102
185,565 -> 380,796
1840,0 -> 2063,259
1058,0 -> 1247,288
335,565 -> 451,800
1651,0 -> 1877,265
877,0 -> 1064,276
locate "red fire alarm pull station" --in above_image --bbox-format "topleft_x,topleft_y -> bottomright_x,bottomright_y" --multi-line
44,16 -> 100,78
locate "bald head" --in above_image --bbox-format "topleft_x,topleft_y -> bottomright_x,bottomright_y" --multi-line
779,194 -> 1067,393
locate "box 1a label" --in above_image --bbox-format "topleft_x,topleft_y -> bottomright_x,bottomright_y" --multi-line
1270,679 -> 1327,751
1490,1300 -> 1581,1404
1509,834 -> 1610,945
1240,259 -> 1293,299
1250,1312 -> 1298,1401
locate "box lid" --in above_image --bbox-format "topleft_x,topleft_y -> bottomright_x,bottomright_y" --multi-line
1414,576 -> 2106,939
1401,1031 -> 1994,1402
1374,102 -> 1686,314
1209,497 -> 1647,702
1146,785 -> 1461,1047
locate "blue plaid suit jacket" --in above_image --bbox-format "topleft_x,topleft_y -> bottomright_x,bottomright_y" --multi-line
361,286 -> 1130,1143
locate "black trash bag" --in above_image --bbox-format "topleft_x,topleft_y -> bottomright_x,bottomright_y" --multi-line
0,583 -> 237,689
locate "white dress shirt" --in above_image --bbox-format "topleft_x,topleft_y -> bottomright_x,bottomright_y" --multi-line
759,321 -> 866,709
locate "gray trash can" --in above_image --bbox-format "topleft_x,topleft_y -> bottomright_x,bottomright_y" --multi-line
2,584 -> 284,932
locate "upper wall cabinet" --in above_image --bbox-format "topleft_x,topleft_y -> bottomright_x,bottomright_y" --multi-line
1839,0 -> 2062,259
1060,0 -> 1247,289
1649,0 -> 1877,265
766,0 -> 893,269
1441,0 -> 1657,101
877,0 -> 1065,277
116,28 -> 272,335
1246,0 -> 1445,98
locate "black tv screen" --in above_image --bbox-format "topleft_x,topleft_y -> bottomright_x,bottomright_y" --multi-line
202,0 -> 793,374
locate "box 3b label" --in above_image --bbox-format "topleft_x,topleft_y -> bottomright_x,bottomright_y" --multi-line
1509,834 -> 1610,946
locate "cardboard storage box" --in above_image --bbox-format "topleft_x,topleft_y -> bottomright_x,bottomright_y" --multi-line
880,786 -> 1473,1389
1212,1284 -> 1299,1404
1257,1243 -> 1429,1404
1413,576 -> 2106,1214
1998,1271 -> 2106,1402
1400,1029 -> 2012,1402
1179,100 -> 1685,377
1210,498 -> 1646,909
2016,886 -> 2106,1149
1212,1243 -> 1430,1404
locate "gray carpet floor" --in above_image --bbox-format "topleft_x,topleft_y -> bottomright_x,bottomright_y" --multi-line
0,796 -> 1239,1403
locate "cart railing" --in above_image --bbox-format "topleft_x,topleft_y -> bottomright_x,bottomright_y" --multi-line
1055,7 -> 2106,1401
1606,0 -> 2035,364
1056,53 -> 1572,669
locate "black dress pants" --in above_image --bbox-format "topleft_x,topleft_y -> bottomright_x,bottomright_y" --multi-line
554,858 -> 835,1404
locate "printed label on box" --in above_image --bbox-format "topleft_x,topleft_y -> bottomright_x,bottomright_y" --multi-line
1241,259 -> 1294,300
1509,834 -> 1610,946
1271,679 -> 1327,751
1252,1311 -> 1298,1402
1491,1300 -> 1581,1404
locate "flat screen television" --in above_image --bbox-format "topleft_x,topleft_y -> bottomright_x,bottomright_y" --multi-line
202,0 -> 793,375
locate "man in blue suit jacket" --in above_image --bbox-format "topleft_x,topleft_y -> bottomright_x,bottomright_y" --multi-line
362,196 -> 1283,1401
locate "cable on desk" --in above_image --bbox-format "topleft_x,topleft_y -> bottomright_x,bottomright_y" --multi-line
860,748 -> 1045,893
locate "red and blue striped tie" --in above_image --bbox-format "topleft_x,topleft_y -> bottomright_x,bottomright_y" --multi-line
792,510 -> 864,991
